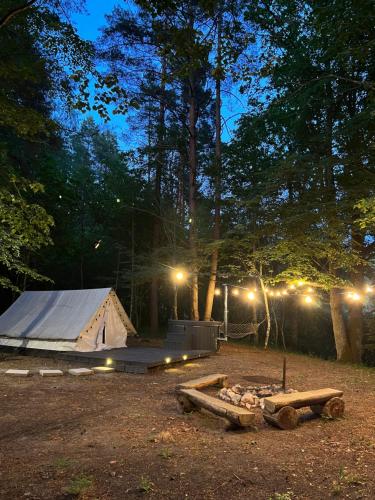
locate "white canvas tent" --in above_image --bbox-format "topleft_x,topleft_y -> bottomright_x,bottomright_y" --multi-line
0,288 -> 136,352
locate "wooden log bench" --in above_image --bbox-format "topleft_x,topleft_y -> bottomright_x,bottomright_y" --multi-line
176,388 -> 255,428
175,373 -> 254,428
263,388 -> 344,430
176,373 -> 228,391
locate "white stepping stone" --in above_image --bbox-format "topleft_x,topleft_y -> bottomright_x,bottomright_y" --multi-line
6,369 -> 30,377
39,369 -> 63,377
92,366 -> 115,374
68,368 -> 93,376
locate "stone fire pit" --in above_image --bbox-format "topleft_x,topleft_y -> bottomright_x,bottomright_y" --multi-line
218,384 -> 297,410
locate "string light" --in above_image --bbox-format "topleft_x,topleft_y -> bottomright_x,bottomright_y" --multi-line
352,292 -> 361,302
269,291 -> 275,297
94,239 -> 102,250
307,287 -> 314,293
297,280 -> 305,287
231,288 -> 239,296
173,270 -> 186,283
282,289 -> 288,295
214,288 -> 221,296
304,295 -> 313,304
116,198 -> 120,203
289,284 -> 296,290
365,285 -> 373,293
247,291 -> 255,301
276,291 -> 281,297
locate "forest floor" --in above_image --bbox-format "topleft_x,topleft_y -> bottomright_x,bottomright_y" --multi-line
1,343 -> 375,500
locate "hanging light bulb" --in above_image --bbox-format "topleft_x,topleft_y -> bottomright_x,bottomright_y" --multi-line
352,292 -> 361,302
289,284 -> 296,290
307,287 -> 313,293
304,295 -> 313,304
269,290 -> 275,297
282,289 -> 288,295
214,288 -> 221,296
365,285 -> 373,293
297,280 -> 305,287
247,291 -> 255,301
276,291 -> 281,297
231,288 -> 239,296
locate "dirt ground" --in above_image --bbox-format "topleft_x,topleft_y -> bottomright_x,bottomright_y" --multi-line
1,344 -> 375,500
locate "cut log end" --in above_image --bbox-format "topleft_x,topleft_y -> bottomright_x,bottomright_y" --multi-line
322,397 -> 345,419
176,394 -> 195,413
263,405 -> 299,430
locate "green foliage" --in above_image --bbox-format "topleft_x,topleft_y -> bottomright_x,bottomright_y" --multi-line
0,174 -> 53,291
139,475 -> 154,493
66,473 -> 93,495
355,198 -> 375,230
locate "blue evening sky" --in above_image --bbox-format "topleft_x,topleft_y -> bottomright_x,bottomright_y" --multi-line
71,1 -> 246,150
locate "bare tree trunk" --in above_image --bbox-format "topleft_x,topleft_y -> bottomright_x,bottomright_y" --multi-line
260,277 -> 271,348
150,62 -> 166,334
347,267 -> 364,363
129,204 -> 135,322
204,9 -> 222,322
289,295 -> 299,349
188,67 -> 199,319
330,288 -> 352,361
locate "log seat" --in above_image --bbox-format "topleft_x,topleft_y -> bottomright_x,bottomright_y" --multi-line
176,387 -> 255,428
263,388 -> 344,430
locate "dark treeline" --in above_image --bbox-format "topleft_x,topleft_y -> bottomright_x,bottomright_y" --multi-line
1,0 -> 374,363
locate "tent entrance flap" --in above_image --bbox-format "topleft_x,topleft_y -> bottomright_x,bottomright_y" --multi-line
75,295 -> 129,352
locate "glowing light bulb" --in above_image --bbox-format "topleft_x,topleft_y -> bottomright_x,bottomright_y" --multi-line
276,291 -> 281,297
365,285 -> 373,293
247,291 -> 255,301
282,290 -> 288,295
214,288 -> 221,296
175,271 -> 184,281
289,284 -> 296,290
165,357 -> 172,364
352,292 -> 361,302
182,354 -> 188,361
304,296 -> 313,304
232,288 -> 239,296
297,280 -> 304,287
106,358 -> 113,366
116,198 -> 120,203
269,291 -> 274,297
307,287 -> 313,293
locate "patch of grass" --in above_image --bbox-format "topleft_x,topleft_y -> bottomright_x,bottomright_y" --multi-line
139,475 -> 154,493
66,473 -> 93,495
159,448 -> 173,460
268,492 -> 294,500
54,457 -> 75,469
332,467 -> 365,494
331,481 -> 342,496
341,472 -> 364,486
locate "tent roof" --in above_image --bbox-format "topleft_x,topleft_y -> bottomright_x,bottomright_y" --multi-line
0,288 -> 112,341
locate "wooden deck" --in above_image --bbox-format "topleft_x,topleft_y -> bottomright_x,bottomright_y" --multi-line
2,346 -> 211,374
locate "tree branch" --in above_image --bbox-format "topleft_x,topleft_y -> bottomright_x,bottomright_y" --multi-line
0,0 -> 37,30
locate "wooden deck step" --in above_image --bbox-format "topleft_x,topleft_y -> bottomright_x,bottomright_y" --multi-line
176,373 -> 228,391
264,388 -> 343,414
177,388 -> 255,428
